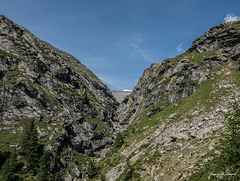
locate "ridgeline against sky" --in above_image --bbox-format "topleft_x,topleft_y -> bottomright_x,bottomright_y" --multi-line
1,0 -> 240,90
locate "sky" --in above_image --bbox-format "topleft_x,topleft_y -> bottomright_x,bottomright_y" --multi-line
1,0 -> 240,90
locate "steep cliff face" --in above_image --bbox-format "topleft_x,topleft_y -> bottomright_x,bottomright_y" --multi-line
118,21 -> 240,127
0,15 -> 118,178
93,22 -> 240,181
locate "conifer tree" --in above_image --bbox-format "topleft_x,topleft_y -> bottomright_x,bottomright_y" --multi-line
19,119 -> 41,174
87,158 -> 98,178
0,149 -> 19,181
37,151 -> 53,181
114,132 -> 124,148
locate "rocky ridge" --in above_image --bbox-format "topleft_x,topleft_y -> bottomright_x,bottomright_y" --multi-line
113,84 -> 239,180
94,21 -> 240,180
0,15 -> 240,181
117,20 -> 240,127
0,14 -> 118,179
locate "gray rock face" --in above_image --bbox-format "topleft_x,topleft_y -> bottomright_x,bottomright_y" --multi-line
117,59 -> 207,126
117,20 -> 240,127
0,14 -> 118,176
187,21 -> 240,55
1,15 -> 240,180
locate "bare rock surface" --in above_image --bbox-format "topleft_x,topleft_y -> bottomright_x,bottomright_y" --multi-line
0,14 -> 118,178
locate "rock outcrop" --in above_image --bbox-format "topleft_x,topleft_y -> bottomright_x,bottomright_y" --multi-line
117,20 -> 240,127
1,15 -> 240,181
95,21 -> 240,181
0,14 -> 118,178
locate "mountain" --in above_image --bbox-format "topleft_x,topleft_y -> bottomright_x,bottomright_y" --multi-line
0,15 -> 239,181
0,15 -> 119,179
117,21 -> 240,127
94,21 -> 240,180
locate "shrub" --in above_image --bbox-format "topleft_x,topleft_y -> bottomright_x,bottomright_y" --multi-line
114,132 -> 124,148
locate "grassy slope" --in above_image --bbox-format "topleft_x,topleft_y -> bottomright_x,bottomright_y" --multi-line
93,61 -> 239,180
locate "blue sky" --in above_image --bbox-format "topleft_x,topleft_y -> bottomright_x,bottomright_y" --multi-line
1,0 -> 240,90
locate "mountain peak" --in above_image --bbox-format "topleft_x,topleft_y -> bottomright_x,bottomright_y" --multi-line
0,15 -> 118,179
0,14 -> 7,19
105,21 -> 240,181
117,20 -> 240,126
187,20 -> 240,53
0,16 -> 239,180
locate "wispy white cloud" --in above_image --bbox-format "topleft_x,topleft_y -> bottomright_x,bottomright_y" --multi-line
176,43 -> 184,53
129,42 -> 153,63
224,13 -> 240,22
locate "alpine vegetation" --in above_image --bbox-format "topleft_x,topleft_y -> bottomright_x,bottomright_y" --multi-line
0,15 -> 240,180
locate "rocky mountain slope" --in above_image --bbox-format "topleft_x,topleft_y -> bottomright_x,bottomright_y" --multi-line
117,21 -> 240,127
0,15 -> 240,181
93,21 -> 240,180
0,15 -> 119,179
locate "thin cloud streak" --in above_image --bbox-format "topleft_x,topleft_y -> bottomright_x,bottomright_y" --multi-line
176,43 -> 185,53
129,42 -> 153,63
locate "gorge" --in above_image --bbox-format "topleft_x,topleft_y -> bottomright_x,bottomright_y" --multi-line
0,15 -> 239,180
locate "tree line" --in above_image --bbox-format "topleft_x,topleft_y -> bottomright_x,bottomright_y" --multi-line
0,119 -> 54,181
